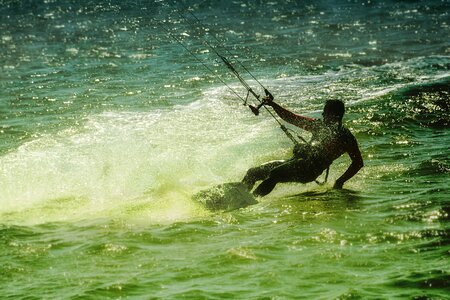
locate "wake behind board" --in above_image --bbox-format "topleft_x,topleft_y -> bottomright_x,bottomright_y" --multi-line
192,182 -> 258,211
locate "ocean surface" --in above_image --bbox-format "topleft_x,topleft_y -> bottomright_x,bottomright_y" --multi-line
1,0 -> 449,298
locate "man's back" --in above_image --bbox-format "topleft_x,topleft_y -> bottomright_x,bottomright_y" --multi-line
310,123 -> 359,166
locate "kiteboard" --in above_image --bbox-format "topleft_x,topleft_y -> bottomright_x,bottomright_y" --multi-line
192,182 -> 258,211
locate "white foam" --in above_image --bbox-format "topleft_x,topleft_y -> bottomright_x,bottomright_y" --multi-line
0,89 -> 285,224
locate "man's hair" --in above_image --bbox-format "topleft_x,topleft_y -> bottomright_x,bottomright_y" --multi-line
323,99 -> 345,119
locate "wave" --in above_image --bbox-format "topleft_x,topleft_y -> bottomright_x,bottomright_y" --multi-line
362,75 -> 450,130
0,91 -> 283,225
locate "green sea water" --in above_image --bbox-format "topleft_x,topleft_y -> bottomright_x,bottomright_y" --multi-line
1,0 -> 449,298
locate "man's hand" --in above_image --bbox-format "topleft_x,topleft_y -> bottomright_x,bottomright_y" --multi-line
261,96 -> 273,106
262,89 -> 274,106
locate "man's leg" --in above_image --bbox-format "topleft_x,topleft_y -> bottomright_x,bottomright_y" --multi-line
242,160 -> 285,190
253,158 -> 314,197
252,176 -> 278,197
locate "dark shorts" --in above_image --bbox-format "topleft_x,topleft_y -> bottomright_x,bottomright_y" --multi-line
266,157 -> 325,184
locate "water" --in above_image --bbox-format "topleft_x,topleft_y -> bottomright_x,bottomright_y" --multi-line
1,0 -> 449,298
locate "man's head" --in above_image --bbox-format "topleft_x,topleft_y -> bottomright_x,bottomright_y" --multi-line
323,99 -> 345,124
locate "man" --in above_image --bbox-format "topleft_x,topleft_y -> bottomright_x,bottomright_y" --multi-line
242,98 -> 363,197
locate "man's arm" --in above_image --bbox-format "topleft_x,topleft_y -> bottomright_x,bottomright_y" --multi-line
265,100 -> 318,131
334,137 -> 364,189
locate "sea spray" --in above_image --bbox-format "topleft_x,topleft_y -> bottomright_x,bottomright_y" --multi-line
0,88 -> 284,224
